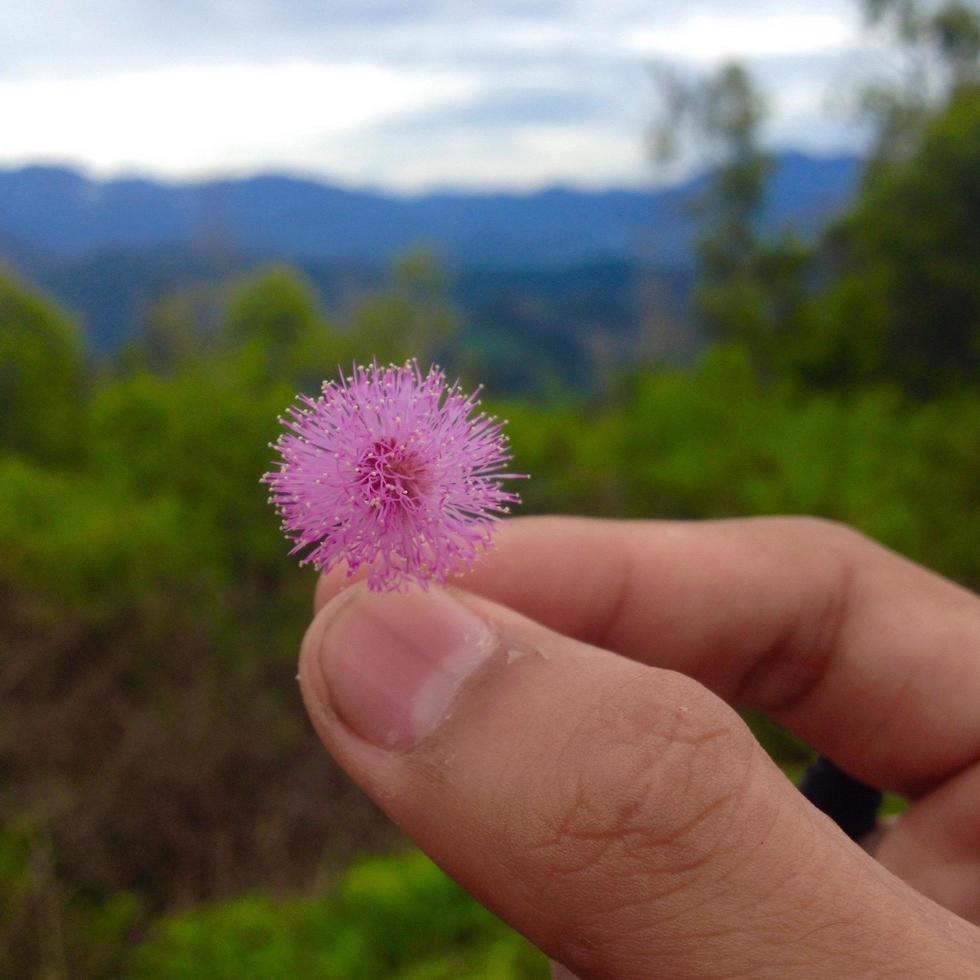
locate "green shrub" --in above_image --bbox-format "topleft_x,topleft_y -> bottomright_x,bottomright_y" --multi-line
128,851 -> 548,980
0,273 -> 86,463
506,346 -> 980,588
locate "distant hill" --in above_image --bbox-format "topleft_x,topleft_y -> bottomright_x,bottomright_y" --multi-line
0,154 -> 860,379
10,245 -> 691,387
0,153 -> 859,269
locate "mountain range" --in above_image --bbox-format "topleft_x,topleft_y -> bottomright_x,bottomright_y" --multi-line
0,153 -> 859,269
0,154 -> 860,368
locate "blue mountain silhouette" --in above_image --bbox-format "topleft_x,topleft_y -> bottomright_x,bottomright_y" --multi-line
0,152 -> 859,268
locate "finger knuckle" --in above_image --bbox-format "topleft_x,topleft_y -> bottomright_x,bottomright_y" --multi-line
778,514 -> 859,545
527,675 -> 760,899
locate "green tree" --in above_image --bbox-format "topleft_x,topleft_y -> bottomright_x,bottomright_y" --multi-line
860,0 -> 980,167
806,83 -> 980,394
128,852 -> 547,980
352,250 -> 459,368
137,287 -> 222,376
0,272 -> 85,461
223,264 -> 348,387
650,63 -> 811,377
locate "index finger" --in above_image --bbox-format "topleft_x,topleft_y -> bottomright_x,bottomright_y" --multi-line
316,515 -> 980,795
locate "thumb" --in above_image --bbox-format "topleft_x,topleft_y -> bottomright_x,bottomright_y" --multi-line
299,584 -> 979,979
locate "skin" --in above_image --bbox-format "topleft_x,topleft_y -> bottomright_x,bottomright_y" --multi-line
300,517 -> 980,979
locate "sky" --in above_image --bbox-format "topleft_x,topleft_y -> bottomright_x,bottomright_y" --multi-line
0,0 -> 881,191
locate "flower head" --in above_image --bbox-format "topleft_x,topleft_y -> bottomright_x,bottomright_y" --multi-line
263,360 -> 523,591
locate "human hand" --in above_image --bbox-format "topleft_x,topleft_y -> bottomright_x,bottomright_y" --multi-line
299,517 -> 980,979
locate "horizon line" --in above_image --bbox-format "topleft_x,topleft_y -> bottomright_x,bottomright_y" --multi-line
0,148 -> 864,200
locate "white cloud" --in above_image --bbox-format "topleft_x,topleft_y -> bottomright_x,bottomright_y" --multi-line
322,121 -> 648,191
0,61 -> 482,176
625,10 -> 861,63
0,0 -> 871,188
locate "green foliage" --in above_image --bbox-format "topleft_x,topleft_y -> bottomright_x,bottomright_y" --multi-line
352,250 -> 460,367
810,84 -> 980,394
650,63 -> 811,375
88,369 -> 288,568
224,264 -> 352,389
0,455 -> 207,626
0,272 -> 85,462
507,346 -> 980,587
120,286 -> 223,376
128,851 -> 547,980
225,264 -> 319,351
658,47 -> 980,398
861,0 -> 980,166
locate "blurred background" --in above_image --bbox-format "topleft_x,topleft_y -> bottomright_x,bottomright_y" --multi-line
1,0 -> 978,976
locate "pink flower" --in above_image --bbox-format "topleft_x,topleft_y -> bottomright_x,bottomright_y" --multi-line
263,360 -> 523,591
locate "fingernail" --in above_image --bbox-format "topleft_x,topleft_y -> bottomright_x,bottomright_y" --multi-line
318,587 -> 495,749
